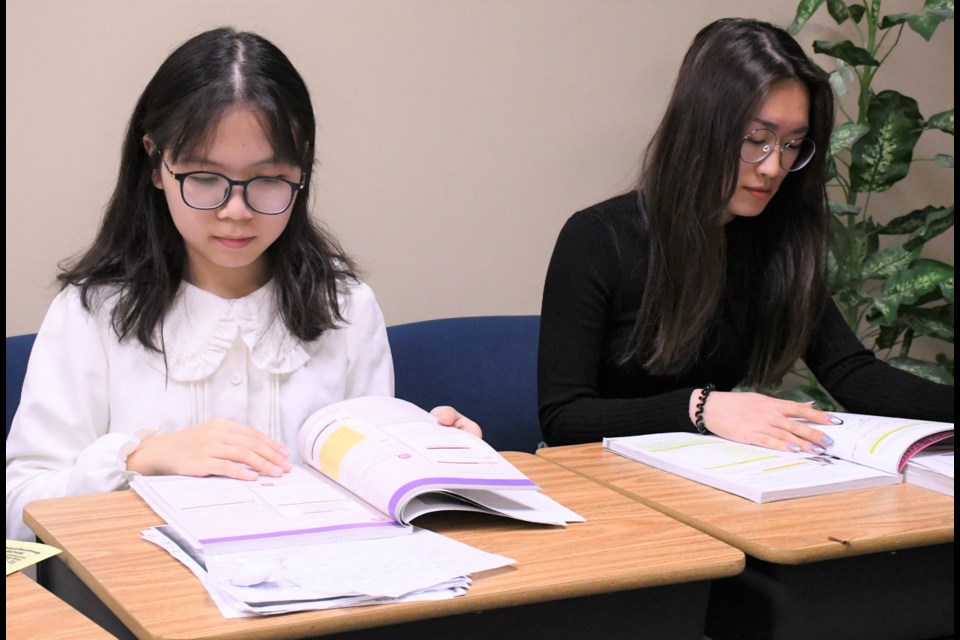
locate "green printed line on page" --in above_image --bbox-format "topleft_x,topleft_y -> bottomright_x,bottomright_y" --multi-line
868,422 -> 930,454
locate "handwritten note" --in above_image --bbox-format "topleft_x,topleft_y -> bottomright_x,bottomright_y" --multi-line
6,539 -> 62,575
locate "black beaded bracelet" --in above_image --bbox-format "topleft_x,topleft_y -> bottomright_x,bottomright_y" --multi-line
693,384 -> 715,434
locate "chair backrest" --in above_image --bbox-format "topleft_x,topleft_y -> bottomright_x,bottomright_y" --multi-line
6,333 -> 37,439
387,315 -> 541,453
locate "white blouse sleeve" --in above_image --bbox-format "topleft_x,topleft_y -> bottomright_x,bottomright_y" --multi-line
5,288 -> 151,541
341,281 -> 395,399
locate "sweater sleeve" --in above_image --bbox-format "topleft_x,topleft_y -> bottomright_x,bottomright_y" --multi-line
538,209 -> 696,446
804,299 -> 954,422
5,288 -> 152,541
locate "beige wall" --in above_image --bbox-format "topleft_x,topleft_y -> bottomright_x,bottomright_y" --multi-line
6,1 -> 954,354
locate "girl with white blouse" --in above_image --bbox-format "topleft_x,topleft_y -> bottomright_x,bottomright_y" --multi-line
6,28 -> 480,541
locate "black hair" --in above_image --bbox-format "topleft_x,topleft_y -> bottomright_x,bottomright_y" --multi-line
626,17 -> 835,385
58,27 -> 359,351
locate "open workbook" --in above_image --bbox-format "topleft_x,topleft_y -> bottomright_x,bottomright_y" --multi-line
603,412 -> 953,504
132,396 -> 583,553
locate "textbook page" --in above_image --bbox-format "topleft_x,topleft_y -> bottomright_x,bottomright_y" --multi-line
298,396 -> 579,524
603,432 -> 900,504
819,413 -> 953,474
131,464 -> 408,553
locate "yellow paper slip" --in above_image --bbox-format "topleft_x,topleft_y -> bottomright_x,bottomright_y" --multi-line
6,539 -> 62,575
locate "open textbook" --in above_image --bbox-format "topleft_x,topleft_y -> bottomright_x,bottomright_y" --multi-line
603,413 -> 953,504
132,396 -> 582,552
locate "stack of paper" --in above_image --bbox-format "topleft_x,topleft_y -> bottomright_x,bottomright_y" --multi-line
143,525 -> 513,617
904,450 -> 954,497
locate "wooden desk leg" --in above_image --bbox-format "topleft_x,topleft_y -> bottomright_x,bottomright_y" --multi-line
705,543 -> 954,640
36,555 -> 137,640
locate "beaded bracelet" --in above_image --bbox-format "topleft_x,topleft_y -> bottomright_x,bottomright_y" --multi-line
693,383 -> 716,434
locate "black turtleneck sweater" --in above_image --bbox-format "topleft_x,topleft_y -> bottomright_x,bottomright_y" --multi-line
538,192 -> 953,446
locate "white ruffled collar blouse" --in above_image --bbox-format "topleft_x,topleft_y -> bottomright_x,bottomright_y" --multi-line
156,280 -> 311,381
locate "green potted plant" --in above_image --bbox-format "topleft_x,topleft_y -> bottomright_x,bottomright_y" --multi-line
771,0 -> 955,408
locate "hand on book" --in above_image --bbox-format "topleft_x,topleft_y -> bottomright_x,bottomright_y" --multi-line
431,406 -> 483,439
691,391 -> 837,453
125,418 -> 293,481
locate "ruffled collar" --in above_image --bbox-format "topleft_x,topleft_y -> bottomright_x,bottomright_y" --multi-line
147,280 -> 310,381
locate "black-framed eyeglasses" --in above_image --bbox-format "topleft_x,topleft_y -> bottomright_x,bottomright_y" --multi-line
740,128 -> 816,172
161,156 -> 304,215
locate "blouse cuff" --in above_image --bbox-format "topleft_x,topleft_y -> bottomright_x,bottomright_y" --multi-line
118,427 -> 161,480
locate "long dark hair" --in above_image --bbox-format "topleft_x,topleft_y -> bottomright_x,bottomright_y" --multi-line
58,27 -> 359,351
624,17 -> 834,386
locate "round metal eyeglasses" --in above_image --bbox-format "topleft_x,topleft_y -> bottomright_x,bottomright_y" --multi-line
161,156 -> 304,215
740,128 -> 816,172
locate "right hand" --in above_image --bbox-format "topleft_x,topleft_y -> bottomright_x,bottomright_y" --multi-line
125,418 -> 292,480
690,390 -> 837,453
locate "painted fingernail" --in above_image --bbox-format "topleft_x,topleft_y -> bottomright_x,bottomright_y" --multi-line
821,436 -> 834,445
830,416 -> 844,425
812,445 -> 826,454
788,444 -> 802,452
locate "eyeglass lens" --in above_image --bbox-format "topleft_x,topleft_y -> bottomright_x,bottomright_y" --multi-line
182,174 -> 295,214
740,129 -> 815,171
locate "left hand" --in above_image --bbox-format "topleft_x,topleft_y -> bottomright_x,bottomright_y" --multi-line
431,406 -> 483,439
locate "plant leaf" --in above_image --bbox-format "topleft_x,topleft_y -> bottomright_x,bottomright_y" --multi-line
828,216 -> 877,291
826,0 -> 850,23
874,260 -> 956,321
891,305 -> 955,342
830,123 -> 871,154
879,205 -> 953,235
875,324 -> 903,349
924,0 -> 954,19
850,91 -> 924,192
813,39 -> 880,66
885,357 -> 955,383
828,201 -> 862,216
936,353 -> 955,378
923,0 -> 953,20
881,11 -> 946,41
903,205 -> 955,251
940,274 -> 954,304
848,4 -> 866,22
925,108 -> 954,134
861,245 -> 920,279
934,154 -> 954,168
789,0 -> 827,33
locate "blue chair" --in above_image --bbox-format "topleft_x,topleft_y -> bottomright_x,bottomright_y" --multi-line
387,315 -> 542,453
6,333 -> 37,439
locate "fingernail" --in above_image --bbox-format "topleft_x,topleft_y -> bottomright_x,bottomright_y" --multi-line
788,444 -> 802,452
801,400 -> 816,406
821,436 -> 834,445
830,416 -> 844,425
812,445 -> 826,454
279,446 -> 291,455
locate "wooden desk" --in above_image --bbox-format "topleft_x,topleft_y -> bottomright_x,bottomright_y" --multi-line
23,452 -> 743,640
536,443 -> 953,563
538,443 -> 955,640
6,571 -> 113,639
